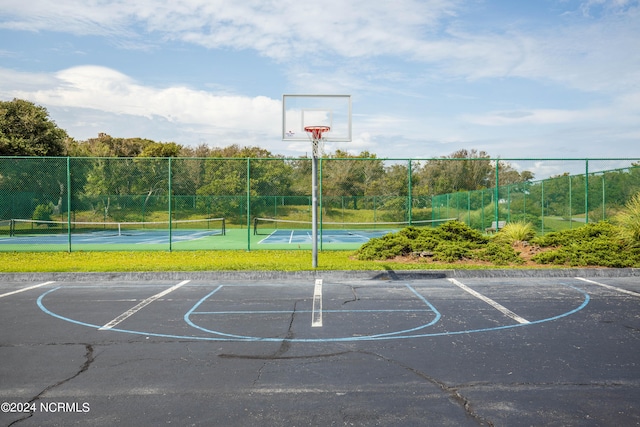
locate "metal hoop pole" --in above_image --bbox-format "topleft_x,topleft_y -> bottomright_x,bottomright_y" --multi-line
312,151 -> 319,268
305,126 -> 329,269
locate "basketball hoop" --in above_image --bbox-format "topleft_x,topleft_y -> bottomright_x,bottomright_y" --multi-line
304,126 -> 330,158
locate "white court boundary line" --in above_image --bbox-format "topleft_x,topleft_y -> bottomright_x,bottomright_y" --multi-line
447,278 -> 530,324
576,277 -> 640,297
0,281 -> 56,298
312,279 -> 323,327
99,280 -> 190,330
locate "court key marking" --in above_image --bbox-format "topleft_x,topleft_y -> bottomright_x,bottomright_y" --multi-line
99,280 -> 191,330
447,278 -> 530,324
0,281 -> 56,298
312,279 -> 323,327
35,281 -> 590,342
576,277 -> 640,297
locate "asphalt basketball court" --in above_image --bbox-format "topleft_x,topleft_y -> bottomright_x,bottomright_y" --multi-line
1,269 -> 639,426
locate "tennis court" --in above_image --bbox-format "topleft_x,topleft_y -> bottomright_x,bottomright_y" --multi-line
0,228 -> 223,245
252,217 -> 453,246
256,228 -> 393,244
0,217 -> 454,251
1,270 -> 639,426
0,218 -> 228,251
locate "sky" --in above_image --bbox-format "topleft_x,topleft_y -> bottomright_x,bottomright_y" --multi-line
0,0 -> 639,166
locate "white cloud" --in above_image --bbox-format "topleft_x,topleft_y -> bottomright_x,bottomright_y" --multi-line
0,65 -> 282,144
0,0 -> 461,59
0,0 -> 134,36
27,66 -> 275,126
2,0 -> 638,95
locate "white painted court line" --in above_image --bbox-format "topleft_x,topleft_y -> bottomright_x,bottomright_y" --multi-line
258,230 -> 277,244
312,279 -> 323,327
99,280 -> 190,330
0,281 -> 56,298
576,277 -> 640,297
447,278 -> 530,324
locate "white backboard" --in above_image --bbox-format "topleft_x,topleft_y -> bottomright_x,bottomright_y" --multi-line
282,94 -> 352,142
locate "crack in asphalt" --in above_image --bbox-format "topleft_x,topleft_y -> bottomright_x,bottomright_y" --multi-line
455,380 -> 638,390
218,344 -> 494,426
624,324 -> 640,333
360,350 -> 494,426
8,343 -> 95,426
221,301 -> 299,363
273,301 -> 297,357
342,286 -> 359,305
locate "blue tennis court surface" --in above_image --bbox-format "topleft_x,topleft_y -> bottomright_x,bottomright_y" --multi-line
258,228 -> 395,244
0,229 -> 222,245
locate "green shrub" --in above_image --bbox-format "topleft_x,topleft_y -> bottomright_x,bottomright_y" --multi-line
435,220 -> 488,243
532,221 -> 617,247
532,238 -> 635,267
495,221 -> 535,243
356,233 -> 414,260
356,221 -> 487,261
530,220 -> 640,267
356,218 -> 640,267
433,240 -> 474,262
474,242 -> 524,265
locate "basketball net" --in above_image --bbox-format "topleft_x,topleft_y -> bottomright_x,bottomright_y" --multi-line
304,126 -> 330,158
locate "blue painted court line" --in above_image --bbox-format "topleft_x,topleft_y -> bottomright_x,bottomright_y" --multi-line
193,309 -> 433,314
35,282 -> 591,343
183,284 -> 442,341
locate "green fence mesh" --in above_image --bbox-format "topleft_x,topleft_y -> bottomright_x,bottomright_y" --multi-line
0,156 -> 638,251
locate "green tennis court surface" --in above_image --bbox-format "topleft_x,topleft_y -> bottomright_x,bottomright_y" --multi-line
0,228 -> 383,251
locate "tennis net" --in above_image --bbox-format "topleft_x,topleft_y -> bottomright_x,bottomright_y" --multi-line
253,217 -> 456,235
0,220 -> 12,236
7,217 -> 225,237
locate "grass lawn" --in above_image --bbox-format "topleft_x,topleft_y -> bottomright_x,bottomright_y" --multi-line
0,250 -> 514,273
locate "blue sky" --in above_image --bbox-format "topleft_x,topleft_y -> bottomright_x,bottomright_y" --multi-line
0,0 -> 638,163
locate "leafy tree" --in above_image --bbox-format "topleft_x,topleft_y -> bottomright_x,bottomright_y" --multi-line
413,149 -> 534,196
0,100 -> 70,218
195,145 -> 295,219
0,99 -> 68,156
322,150 -> 385,209
414,149 -> 494,195
76,133 -> 181,158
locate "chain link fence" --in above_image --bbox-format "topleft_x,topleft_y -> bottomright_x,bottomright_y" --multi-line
1,156 -> 638,251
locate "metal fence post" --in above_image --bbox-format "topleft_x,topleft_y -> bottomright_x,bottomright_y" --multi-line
541,180 -> 545,234
168,157 -> 172,252
408,159 -> 413,224
569,174 -> 573,229
602,174 -> 606,221
247,158 -> 251,251
585,159 -> 589,224
67,156 -> 72,253
494,160 -> 500,230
